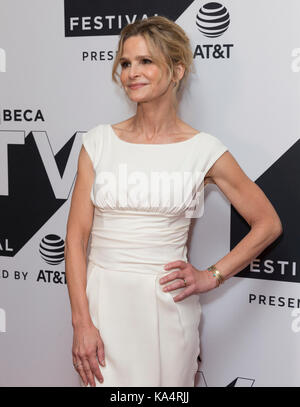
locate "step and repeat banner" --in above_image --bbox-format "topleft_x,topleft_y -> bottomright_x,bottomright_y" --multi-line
0,0 -> 299,387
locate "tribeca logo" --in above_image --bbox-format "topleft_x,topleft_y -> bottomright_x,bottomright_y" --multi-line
1,109 -> 45,122
291,48 -> 300,72
0,130 -> 82,199
0,48 -> 6,72
194,2 -> 233,59
0,308 -> 6,333
0,129 -> 83,257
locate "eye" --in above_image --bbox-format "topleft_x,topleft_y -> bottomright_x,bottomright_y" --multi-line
120,61 -> 130,68
141,58 -> 152,64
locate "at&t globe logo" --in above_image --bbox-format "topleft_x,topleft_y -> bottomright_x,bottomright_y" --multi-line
193,2 -> 233,60
39,234 -> 65,265
196,2 -> 230,38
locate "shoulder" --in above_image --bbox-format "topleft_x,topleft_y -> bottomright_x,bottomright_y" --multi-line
197,132 -> 229,159
82,123 -> 111,149
195,131 -> 229,181
82,123 -> 107,141
81,123 -> 107,168
198,131 -> 226,145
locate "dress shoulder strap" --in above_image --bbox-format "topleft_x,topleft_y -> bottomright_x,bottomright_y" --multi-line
81,124 -> 105,169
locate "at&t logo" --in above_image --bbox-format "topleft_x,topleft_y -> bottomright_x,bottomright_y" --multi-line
37,234 -> 66,284
196,2 -> 230,37
194,2 -> 234,59
39,234 -> 65,265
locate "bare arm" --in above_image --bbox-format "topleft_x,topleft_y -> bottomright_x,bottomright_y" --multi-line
160,150 -> 283,298
65,145 -> 95,327
65,144 -> 105,386
205,150 -> 283,280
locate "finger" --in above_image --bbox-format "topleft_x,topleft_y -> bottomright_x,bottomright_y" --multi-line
173,286 -> 195,302
162,278 -> 188,292
82,358 -> 96,387
96,341 -> 106,367
89,355 -> 104,384
164,260 -> 186,271
159,269 -> 185,285
72,355 -> 77,367
76,363 -> 88,387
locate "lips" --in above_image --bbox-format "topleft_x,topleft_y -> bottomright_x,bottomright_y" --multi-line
128,83 -> 147,89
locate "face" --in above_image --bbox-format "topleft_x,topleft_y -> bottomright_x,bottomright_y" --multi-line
119,35 -> 174,103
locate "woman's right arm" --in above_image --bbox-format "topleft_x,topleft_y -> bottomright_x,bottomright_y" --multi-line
64,145 -> 105,387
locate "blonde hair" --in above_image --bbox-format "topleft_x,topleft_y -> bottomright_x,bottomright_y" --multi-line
112,16 -> 194,93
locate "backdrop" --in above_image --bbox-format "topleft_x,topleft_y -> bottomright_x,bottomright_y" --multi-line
0,0 -> 299,387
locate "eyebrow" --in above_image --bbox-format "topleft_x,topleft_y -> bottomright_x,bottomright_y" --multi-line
119,55 -> 153,62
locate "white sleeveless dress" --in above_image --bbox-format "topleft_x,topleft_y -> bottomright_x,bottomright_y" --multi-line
80,123 -> 228,387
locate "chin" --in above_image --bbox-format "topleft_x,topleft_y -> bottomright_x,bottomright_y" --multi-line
127,91 -> 161,104
127,95 -> 152,103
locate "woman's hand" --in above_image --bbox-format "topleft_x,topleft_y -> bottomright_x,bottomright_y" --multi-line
72,321 -> 106,387
159,260 -> 218,302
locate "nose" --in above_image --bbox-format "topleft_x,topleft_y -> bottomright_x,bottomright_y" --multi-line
128,62 -> 141,79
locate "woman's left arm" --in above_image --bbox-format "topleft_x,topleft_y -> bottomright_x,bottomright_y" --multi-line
204,150 -> 283,281
160,151 -> 283,300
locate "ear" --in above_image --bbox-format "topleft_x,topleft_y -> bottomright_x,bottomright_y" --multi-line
173,63 -> 185,82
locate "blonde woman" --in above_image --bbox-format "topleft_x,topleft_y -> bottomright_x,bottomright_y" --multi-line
65,16 -> 282,387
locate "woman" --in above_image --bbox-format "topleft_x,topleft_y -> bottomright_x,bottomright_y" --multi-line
64,16 -> 282,387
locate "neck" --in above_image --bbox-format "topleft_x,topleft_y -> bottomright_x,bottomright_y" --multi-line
131,89 -> 179,140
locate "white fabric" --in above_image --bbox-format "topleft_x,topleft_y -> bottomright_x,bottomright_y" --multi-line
80,123 -> 228,387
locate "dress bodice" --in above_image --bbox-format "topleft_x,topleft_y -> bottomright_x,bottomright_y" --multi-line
82,123 -> 228,274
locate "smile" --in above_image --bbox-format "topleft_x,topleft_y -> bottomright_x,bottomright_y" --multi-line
128,84 -> 147,90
